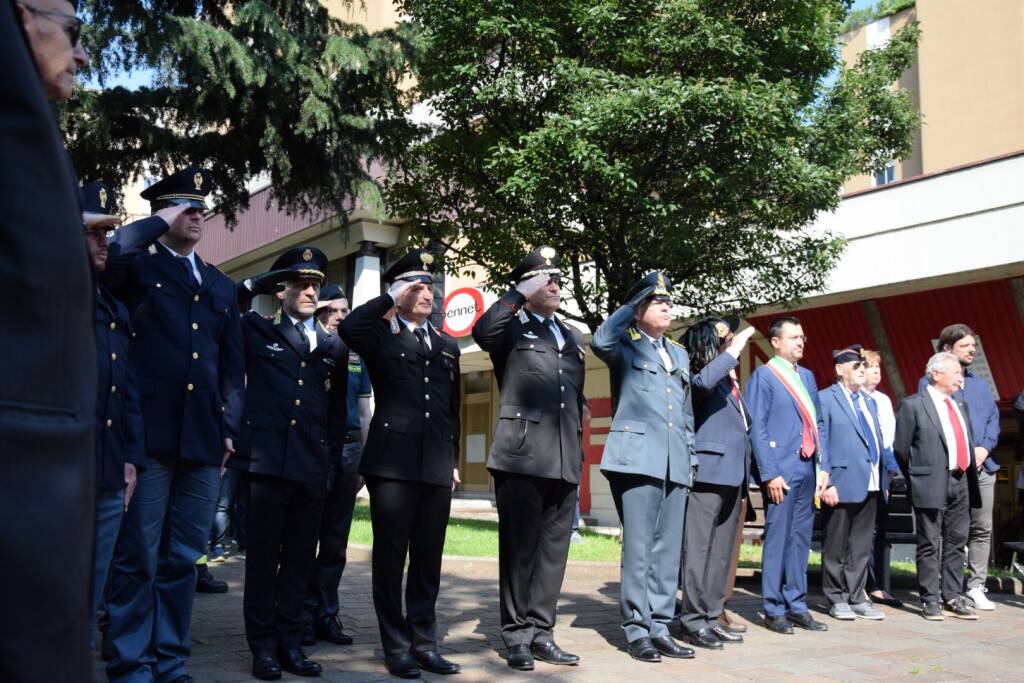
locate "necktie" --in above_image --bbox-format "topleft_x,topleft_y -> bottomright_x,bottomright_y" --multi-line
413,327 -> 429,353
851,392 -> 880,464
652,340 -> 672,371
944,397 -> 970,471
543,318 -> 560,348
295,321 -> 310,356
177,255 -> 198,288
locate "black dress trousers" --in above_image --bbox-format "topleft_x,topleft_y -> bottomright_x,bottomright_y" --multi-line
821,493 -> 879,606
914,471 -> 970,603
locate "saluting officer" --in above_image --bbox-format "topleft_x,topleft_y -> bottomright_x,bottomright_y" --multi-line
338,249 -> 462,680
590,272 -> 697,663
102,167 -> 245,683
80,182 -> 189,639
230,246 -> 349,680
472,246 -> 586,671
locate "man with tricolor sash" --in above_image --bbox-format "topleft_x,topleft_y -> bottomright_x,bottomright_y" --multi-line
746,316 -> 831,634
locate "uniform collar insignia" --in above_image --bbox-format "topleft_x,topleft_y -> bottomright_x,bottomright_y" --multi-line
627,327 -> 641,342
273,308 -> 283,325
517,308 -> 530,324
148,244 -> 158,256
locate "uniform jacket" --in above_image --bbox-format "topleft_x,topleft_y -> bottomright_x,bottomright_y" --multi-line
339,294 -> 460,487
819,383 -> 899,504
104,225 -> 244,465
745,362 -> 829,484
590,299 -> 695,486
893,390 -> 982,510
472,291 -> 586,484
691,351 -> 751,489
94,286 -> 145,491
226,311 -> 348,486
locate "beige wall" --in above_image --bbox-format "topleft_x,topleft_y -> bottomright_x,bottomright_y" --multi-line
324,0 -> 402,32
841,0 -> 1024,194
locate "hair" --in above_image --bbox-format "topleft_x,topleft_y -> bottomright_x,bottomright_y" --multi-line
938,323 -> 974,351
925,352 -> 960,383
683,321 -> 723,375
767,315 -> 800,341
862,349 -> 881,367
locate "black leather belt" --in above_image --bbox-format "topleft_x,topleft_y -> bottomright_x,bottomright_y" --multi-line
950,468 -> 965,480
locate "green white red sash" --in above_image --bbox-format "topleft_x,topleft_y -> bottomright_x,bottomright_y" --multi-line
765,356 -> 819,454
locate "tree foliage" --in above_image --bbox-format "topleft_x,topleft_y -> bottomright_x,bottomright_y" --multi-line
64,1 -> 422,224
388,0 -> 920,330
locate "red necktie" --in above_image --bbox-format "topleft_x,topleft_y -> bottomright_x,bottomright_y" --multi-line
944,397 -> 969,471
730,378 -> 741,403
799,412 -> 816,459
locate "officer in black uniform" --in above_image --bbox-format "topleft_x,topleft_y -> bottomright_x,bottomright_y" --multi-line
81,182 -> 188,639
102,167 -> 245,683
471,246 -> 587,671
229,246 -> 348,680
338,249 -> 462,680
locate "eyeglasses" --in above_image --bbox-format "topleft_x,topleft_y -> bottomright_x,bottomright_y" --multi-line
21,4 -> 84,45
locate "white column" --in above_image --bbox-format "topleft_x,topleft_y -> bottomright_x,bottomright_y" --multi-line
352,240 -> 381,307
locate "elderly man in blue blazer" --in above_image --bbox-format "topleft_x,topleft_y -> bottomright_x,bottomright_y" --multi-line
746,315 -> 830,634
591,271 -> 697,663
818,345 -> 898,622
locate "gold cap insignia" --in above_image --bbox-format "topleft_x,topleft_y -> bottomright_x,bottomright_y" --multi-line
302,248 -> 313,262
715,321 -> 729,339
193,172 -> 203,191
656,272 -> 666,290
420,252 -> 434,266
98,188 -> 108,209
540,246 -> 556,265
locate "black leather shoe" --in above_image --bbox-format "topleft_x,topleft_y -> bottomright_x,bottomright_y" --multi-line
252,651 -> 282,680
314,615 -> 354,645
195,566 -> 228,594
506,644 -> 534,671
530,641 -> 580,665
710,625 -> 743,643
301,620 -> 316,647
627,637 -> 661,662
943,597 -> 978,620
681,628 -> 723,650
386,653 -> 421,679
786,611 -> 828,631
762,615 -> 794,634
651,636 -> 694,659
278,648 -> 322,677
921,601 -> 944,621
414,650 -> 461,674
719,610 -> 747,633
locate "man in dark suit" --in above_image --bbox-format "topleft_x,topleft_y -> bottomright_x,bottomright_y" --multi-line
2,3 -> 94,678
472,246 -> 586,671
590,272 -> 697,663
895,351 -> 982,621
746,316 -> 830,634
338,249 -> 462,680
818,345 -> 898,622
229,247 -> 348,679
103,168 -> 245,683
679,318 -> 756,647
81,182 -> 189,638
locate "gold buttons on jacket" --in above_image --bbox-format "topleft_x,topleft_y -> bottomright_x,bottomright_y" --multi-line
425,394 -> 430,400
106,419 -> 113,428
668,421 -> 673,427
624,425 -> 631,431
300,361 -> 306,368
191,323 -> 199,330
192,352 -> 199,360
425,360 -> 430,366
560,403 -> 565,409
667,388 -> 672,394
295,399 -> 301,406
298,379 -> 304,386
425,412 -> 431,418
424,377 -> 430,383
110,385 -> 117,394
290,419 -> 296,426
110,322 -> 117,331
111,353 -> 117,361
193,294 -> 200,302
187,383 -> 194,391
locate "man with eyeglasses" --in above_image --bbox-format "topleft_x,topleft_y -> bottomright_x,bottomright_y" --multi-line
13,0 -> 88,101
746,315 -> 831,635
102,167 -> 244,683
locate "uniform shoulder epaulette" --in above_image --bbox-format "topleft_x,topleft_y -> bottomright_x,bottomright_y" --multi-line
272,308 -> 282,325
390,316 -> 401,335
148,244 -> 158,256
316,320 -> 333,335
517,308 -> 530,324
627,327 -> 641,342
666,336 -> 685,348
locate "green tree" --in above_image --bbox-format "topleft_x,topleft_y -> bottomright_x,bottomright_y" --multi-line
65,1 -> 422,223
388,0 -> 920,330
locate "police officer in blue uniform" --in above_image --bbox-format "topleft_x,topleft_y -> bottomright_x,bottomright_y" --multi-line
304,284 -> 372,647
81,182 -> 188,640
230,247 -> 349,680
472,247 -> 587,671
590,271 -> 698,663
102,167 -> 245,683
338,249 -> 462,680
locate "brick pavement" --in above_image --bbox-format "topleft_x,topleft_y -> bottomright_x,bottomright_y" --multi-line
96,546 -> 1024,682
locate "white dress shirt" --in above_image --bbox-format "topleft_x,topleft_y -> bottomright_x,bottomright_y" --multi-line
638,328 -> 673,372
287,314 -> 318,353
530,311 -> 565,349
838,383 -> 880,492
159,241 -> 203,284
864,387 -> 896,450
399,316 -> 432,351
926,384 -> 968,470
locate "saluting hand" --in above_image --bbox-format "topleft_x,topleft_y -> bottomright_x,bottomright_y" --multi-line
154,202 -> 190,227
83,212 -> 123,230
123,463 -> 137,511
726,326 -> 757,358
388,278 -> 422,306
515,272 -> 550,298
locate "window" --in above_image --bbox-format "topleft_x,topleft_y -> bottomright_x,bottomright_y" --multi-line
873,161 -> 896,186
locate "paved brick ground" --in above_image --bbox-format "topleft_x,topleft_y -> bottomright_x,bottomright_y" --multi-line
96,546 -> 1024,682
